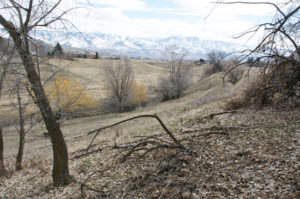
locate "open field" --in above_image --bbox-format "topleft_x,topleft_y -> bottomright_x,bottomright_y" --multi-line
0,57 -> 257,158
0,58 -> 219,157
0,58 -> 204,121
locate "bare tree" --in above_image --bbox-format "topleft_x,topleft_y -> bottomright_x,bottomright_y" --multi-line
0,0 -> 72,185
103,59 -> 134,112
0,45 -> 15,177
207,50 -> 227,74
0,128 -> 6,177
219,1 -> 300,107
156,46 -> 192,101
15,70 -> 25,170
9,68 -> 37,171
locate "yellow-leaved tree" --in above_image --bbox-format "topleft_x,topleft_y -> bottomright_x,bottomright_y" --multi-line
46,74 -> 97,113
132,80 -> 147,107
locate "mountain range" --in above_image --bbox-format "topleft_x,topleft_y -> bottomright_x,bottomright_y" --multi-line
1,29 -> 248,59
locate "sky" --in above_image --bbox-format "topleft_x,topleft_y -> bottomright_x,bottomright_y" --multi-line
57,0 -> 282,44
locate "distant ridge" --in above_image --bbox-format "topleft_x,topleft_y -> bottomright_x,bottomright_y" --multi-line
0,28 -> 247,59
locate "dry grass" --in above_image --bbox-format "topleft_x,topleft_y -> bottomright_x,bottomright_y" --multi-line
0,58 -> 203,122
4,58 -> 297,198
1,103 -> 299,198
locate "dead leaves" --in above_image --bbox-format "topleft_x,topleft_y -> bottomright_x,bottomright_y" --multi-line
0,107 -> 299,198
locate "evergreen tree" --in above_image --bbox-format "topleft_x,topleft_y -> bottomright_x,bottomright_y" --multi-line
95,52 -> 99,59
53,42 -> 63,56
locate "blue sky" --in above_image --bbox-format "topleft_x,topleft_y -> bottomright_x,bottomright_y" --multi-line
62,0 -> 280,44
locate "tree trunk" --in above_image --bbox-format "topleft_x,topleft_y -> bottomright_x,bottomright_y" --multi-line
16,130 -> 25,171
0,16 -> 70,186
16,74 -> 25,171
0,128 -> 8,177
22,44 -> 70,186
22,42 -> 70,186
0,34 -> 12,178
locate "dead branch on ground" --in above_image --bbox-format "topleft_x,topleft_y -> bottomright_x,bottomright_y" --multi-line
86,114 -> 186,152
181,124 -> 260,134
196,111 -> 237,121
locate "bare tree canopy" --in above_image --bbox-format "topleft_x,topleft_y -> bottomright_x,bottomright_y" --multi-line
103,59 -> 135,112
219,1 -> 300,108
218,1 -> 300,66
207,50 -> 227,73
156,46 -> 192,101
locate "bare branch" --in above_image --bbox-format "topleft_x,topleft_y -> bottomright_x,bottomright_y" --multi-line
28,0 -> 62,29
23,0 -> 33,28
216,1 -> 286,17
87,114 -> 186,152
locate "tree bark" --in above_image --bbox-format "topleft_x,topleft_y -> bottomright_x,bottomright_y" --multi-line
0,31 -> 12,177
15,129 -> 25,171
0,128 -> 8,177
16,73 -> 25,171
0,16 -> 70,186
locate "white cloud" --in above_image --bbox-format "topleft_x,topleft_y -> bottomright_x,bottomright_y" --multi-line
83,0 -> 148,11
53,0 -> 282,45
171,0 -> 280,17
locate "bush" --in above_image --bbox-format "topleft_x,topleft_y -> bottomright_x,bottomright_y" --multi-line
224,60 -> 300,110
203,51 -> 227,78
227,68 -> 244,84
46,74 -> 98,113
132,81 -> 148,107
207,51 -> 227,72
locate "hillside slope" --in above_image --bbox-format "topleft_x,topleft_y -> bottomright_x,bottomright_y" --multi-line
0,64 -> 299,198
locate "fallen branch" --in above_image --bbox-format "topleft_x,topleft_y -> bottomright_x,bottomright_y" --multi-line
181,125 -> 256,134
81,169 -> 107,198
120,142 -> 179,163
197,111 -> 237,121
181,131 -> 228,138
71,143 -> 138,160
86,114 -> 186,152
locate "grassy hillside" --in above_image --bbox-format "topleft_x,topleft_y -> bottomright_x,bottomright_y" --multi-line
0,58 -> 204,121
1,58 -> 298,198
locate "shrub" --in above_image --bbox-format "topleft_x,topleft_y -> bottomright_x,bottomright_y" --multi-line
222,57 -> 243,84
224,60 -> 300,110
207,51 -> 227,73
227,69 -> 243,84
46,74 -> 97,113
132,81 -> 148,107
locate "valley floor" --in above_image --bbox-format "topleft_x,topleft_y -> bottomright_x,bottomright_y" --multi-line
0,101 -> 299,198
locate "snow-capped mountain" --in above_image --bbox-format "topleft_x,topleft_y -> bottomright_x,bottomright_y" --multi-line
1,28 -> 247,59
